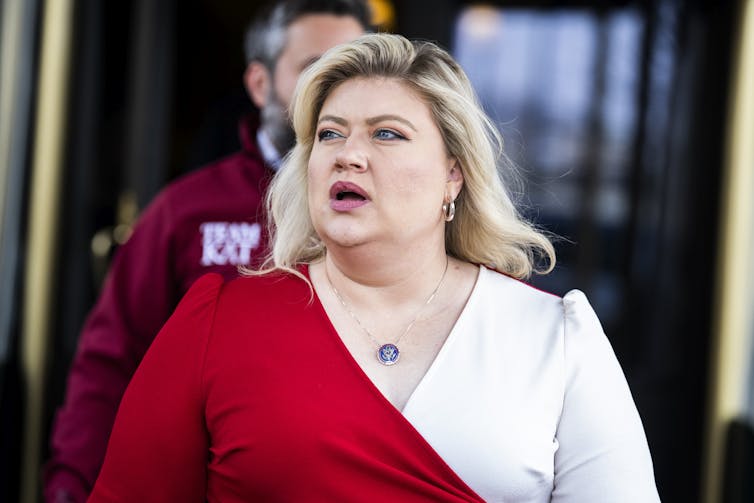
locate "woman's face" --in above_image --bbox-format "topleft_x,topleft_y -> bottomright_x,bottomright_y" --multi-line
308,77 -> 463,252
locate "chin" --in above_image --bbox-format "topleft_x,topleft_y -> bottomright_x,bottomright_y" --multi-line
328,234 -> 367,249
320,226 -> 370,249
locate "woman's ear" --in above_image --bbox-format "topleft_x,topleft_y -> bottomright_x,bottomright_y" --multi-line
244,62 -> 271,108
446,159 -> 464,199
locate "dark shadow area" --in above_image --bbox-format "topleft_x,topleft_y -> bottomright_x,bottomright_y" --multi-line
722,418 -> 754,503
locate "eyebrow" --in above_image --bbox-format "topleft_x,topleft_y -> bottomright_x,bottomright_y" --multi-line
318,115 -> 348,127
317,114 -> 417,132
367,114 -> 417,131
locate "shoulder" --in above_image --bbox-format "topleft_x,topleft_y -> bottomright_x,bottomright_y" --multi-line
129,154 -> 248,223
463,267 -> 568,363
145,273 -> 226,357
216,270 -> 313,308
161,152 -> 258,201
481,267 -> 602,328
477,268 -> 610,360
201,271 -> 319,349
561,289 -> 604,336
173,273 -> 226,316
557,289 -> 617,377
132,151 -> 268,236
479,266 -> 564,320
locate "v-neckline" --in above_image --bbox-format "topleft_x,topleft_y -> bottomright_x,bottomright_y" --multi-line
306,263 -> 484,414
402,265 -> 484,414
294,264 -> 488,502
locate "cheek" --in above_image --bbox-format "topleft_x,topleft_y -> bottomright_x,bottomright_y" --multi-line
306,168 -> 322,228
393,157 -> 447,194
307,152 -> 330,200
272,66 -> 297,107
382,163 -> 446,215
308,144 -> 328,172
306,159 -> 321,196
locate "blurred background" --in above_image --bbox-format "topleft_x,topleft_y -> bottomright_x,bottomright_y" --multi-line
1,0 -> 753,501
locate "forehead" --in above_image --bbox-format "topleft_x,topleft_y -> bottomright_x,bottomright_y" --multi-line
282,14 -> 365,66
320,77 -> 434,123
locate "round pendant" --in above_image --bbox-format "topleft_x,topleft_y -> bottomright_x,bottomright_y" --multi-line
377,343 -> 400,366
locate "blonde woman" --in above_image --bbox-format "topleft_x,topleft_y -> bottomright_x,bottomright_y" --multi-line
88,34 -> 659,502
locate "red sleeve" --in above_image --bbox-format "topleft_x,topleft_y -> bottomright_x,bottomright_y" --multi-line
44,194 -> 181,503
87,273 -> 222,502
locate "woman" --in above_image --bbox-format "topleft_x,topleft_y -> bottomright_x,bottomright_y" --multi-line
88,34 -> 659,502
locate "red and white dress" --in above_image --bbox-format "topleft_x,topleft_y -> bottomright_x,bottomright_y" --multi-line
88,266 -> 659,502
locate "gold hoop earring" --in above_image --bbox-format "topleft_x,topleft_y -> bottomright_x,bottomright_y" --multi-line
442,200 -> 455,222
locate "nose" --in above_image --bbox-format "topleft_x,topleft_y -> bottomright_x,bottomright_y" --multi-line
334,139 -> 368,172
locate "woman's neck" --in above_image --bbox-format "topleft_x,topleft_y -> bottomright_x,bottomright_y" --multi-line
321,243 -> 450,308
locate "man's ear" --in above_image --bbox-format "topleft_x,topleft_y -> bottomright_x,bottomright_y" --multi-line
244,62 -> 271,108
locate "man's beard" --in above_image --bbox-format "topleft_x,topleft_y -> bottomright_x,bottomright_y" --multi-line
260,89 -> 296,156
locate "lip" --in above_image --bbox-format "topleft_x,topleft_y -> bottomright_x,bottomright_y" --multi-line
329,181 -> 371,212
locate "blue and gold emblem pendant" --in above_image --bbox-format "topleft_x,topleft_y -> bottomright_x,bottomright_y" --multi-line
377,343 -> 400,365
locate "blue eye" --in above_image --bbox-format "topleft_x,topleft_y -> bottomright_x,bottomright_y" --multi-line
317,129 -> 342,141
374,129 -> 405,140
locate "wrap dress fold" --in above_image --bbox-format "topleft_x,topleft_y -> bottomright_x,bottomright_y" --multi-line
88,266 -> 659,502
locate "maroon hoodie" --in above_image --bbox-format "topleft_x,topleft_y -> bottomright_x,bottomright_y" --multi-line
44,115 -> 273,503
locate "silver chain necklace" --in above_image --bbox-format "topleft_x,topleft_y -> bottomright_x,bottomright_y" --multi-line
325,256 -> 450,366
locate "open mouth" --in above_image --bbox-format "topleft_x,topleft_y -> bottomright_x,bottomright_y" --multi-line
330,181 -> 369,201
335,191 -> 366,201
330,181 -> 370,210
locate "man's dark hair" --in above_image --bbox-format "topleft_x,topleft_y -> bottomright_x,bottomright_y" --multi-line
244,0 -> 373,69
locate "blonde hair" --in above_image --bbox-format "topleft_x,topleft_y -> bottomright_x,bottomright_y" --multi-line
256,33 -> 555,279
